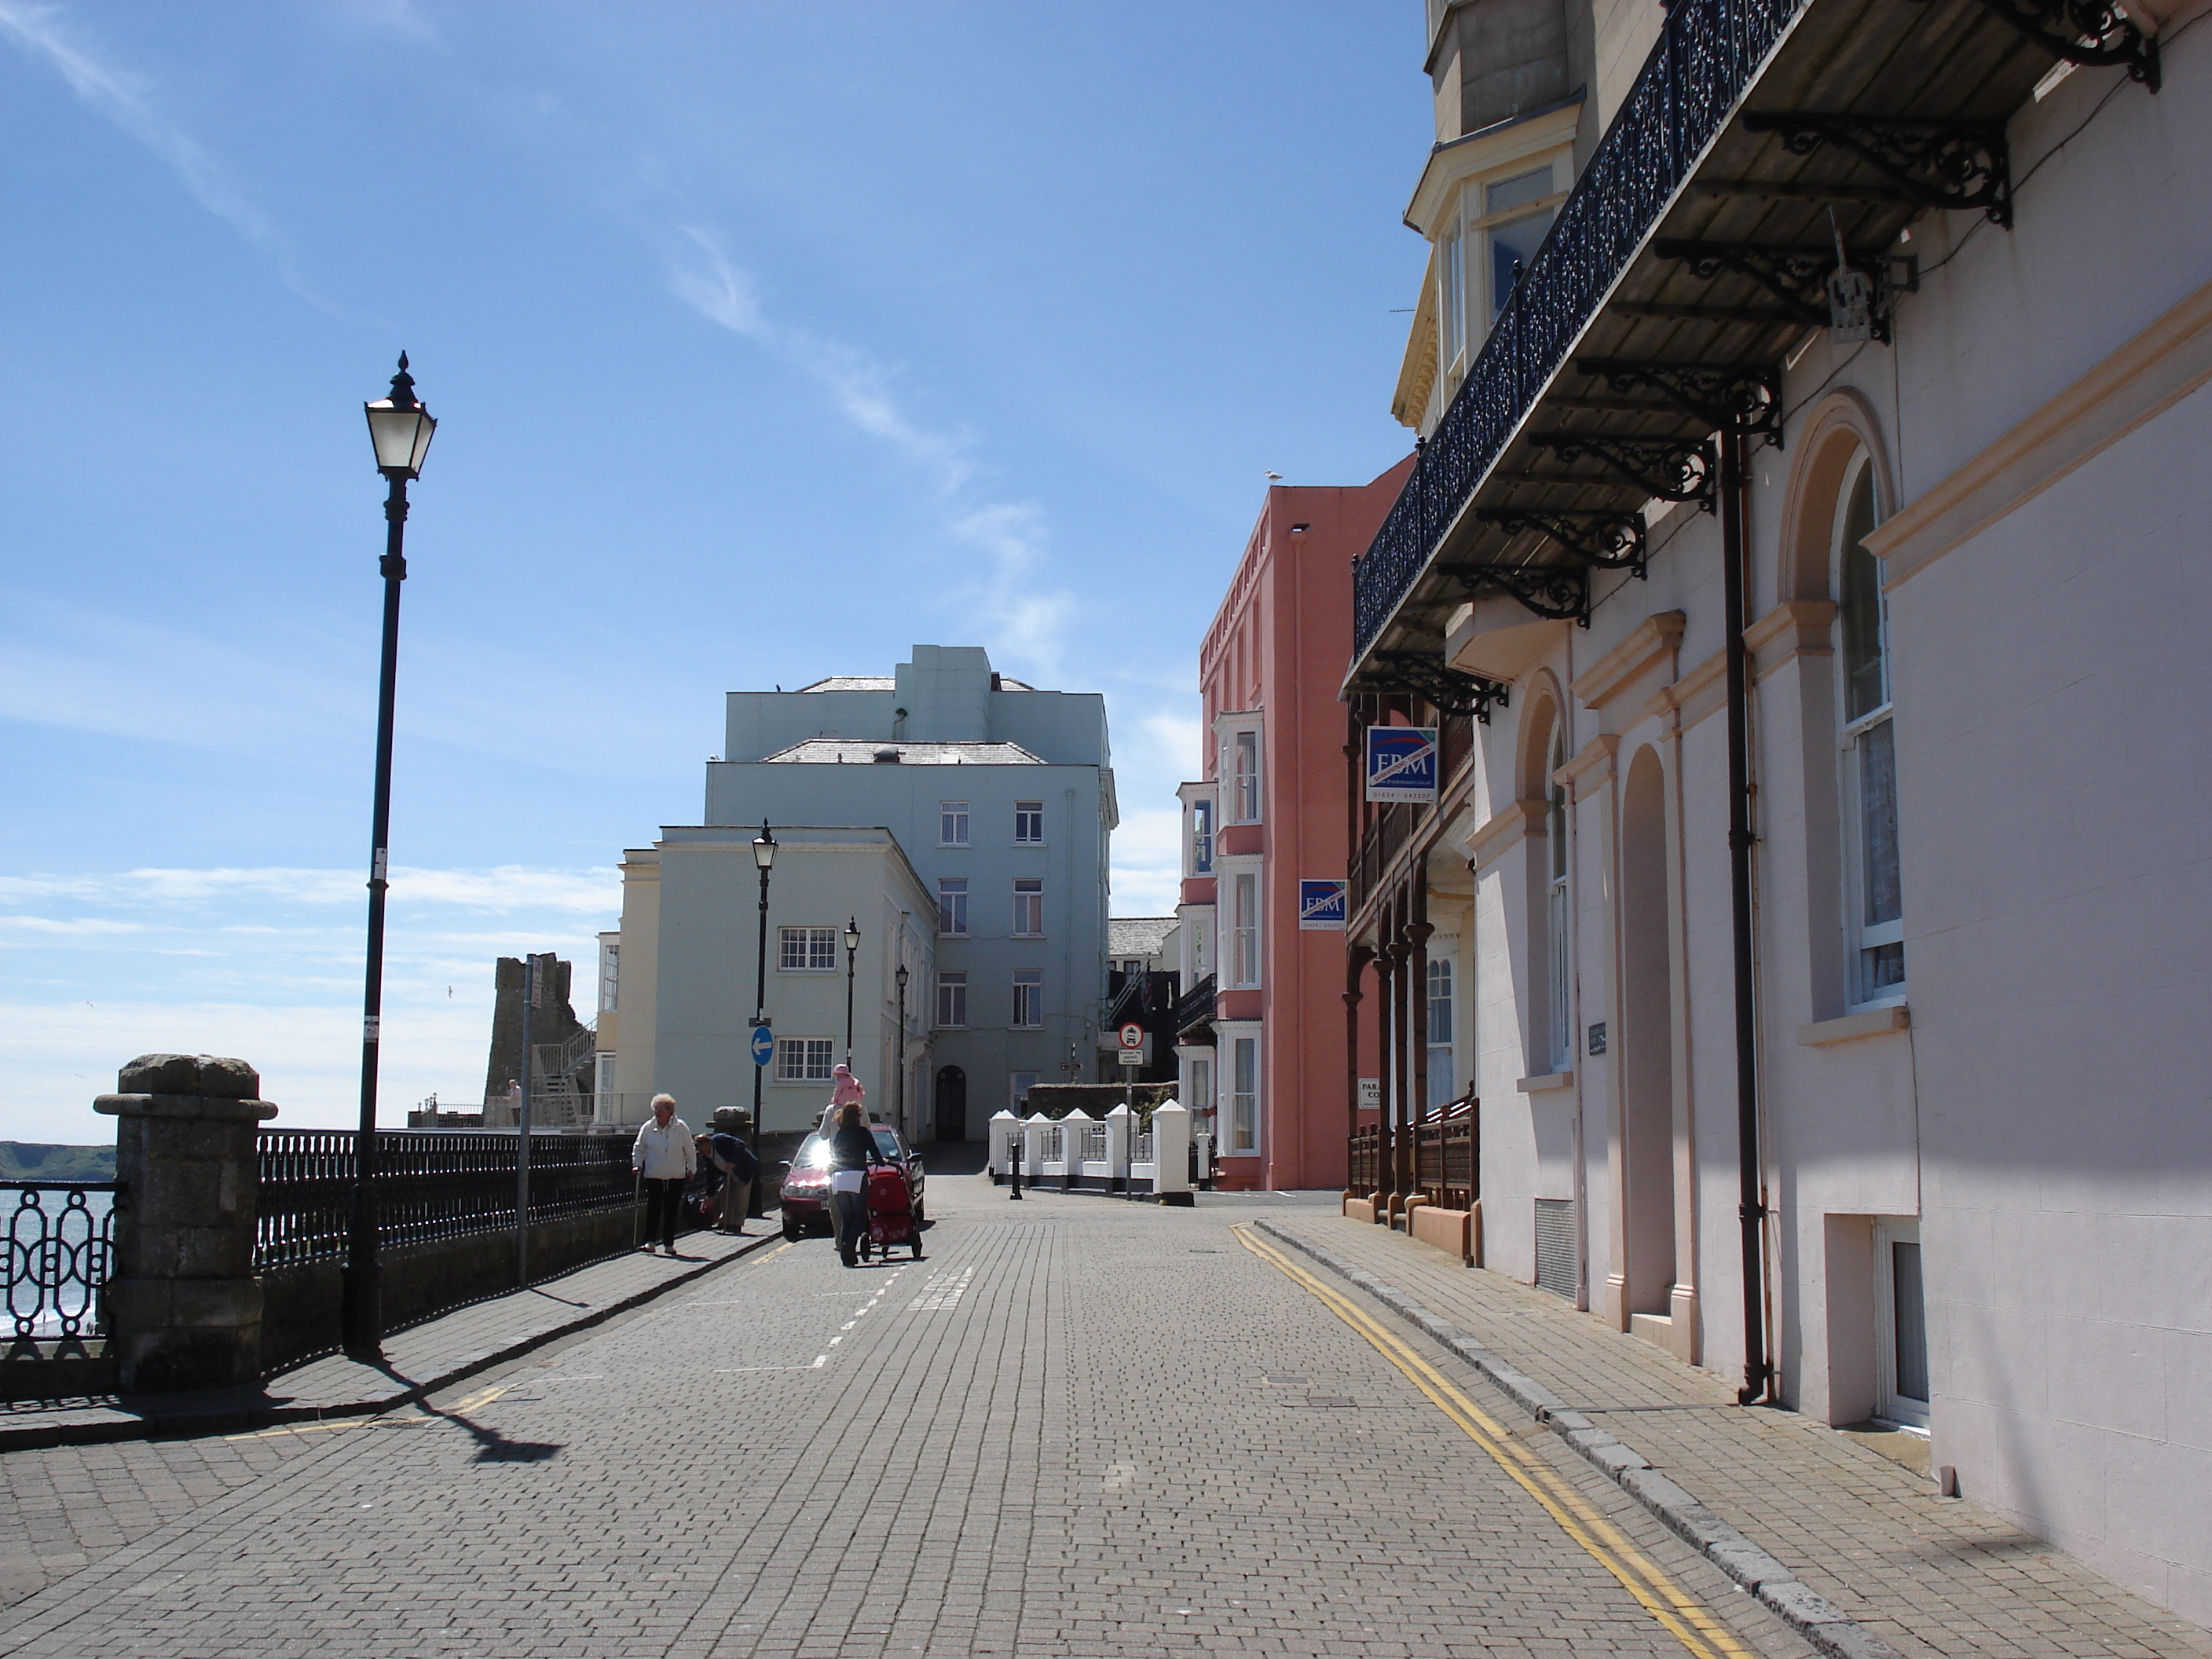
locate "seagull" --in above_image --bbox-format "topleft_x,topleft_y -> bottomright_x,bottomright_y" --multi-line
1265,470 -> 1282,482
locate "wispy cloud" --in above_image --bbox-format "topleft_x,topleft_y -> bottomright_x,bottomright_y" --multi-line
0,864 -> 619,914
0,2 -> 317,298
670,228 -> 1076,673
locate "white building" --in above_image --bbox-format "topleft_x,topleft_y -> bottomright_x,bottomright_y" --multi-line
604,646 -> 1115,1141
1348,0 -> 2210,1624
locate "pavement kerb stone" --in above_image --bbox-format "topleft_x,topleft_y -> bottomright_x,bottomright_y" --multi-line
0,1232 -> 779,1453
1252,1216 -> 1903,1659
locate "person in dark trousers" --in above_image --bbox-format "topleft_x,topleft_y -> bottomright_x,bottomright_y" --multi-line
703,1127 -> 757,1234
632,1094 -> 695,1254
827,1098 -> 884,1266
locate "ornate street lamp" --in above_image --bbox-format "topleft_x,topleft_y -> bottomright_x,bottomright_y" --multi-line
343,354 -> 436,1359
749,822 -> 776,1196
894,961 -> 910,1139
843,917 -> 862,1065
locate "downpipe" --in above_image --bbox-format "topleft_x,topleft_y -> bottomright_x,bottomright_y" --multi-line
1719,427 -> 1774,1407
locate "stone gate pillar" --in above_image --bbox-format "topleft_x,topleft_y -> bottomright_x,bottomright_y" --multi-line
95,1053 -> 279,1393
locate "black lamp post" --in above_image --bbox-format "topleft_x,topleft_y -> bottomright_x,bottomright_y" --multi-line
750,821 -> 776,1173
894,961 -> 910,1139
342,354 -> 436,1359
842,916 -> 862,1065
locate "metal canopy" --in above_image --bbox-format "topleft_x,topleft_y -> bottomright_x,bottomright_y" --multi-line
1347,0 -> 2125,681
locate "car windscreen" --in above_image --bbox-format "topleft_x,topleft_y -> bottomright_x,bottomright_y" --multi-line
795,1133 -> 833,1170
871,1129 -> 903,1159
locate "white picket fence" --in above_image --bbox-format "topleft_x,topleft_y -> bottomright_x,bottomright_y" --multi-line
987,1101 -> 1192,1198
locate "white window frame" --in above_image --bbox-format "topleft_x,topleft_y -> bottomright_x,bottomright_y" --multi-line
1013,800 -> 1045,844
1012,877 -> 1044,938
777,925 -> 839,972
934,972 -> 968,1030
598,940 -> 619,1014
1189,796 -> 1214,874
939,800 -> 970,847
1873,1218 -> 1930,1430
1426,951 -> 1457,1108
1834,449 -> 1906,1009
1011,969 -> 1043,1029
1188,1056 -> 1214,1119
1229,871 -> 1261,988
1229,1034 -> 1260,1155
1476,163 -> 1563,324
775,1036 -> 834,1083
1229,730 -> 1262,824
937,878 -> 969,937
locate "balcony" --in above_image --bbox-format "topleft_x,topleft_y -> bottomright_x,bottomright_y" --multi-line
1349,0 -> 2106,680
1173,972 -> 1217,1042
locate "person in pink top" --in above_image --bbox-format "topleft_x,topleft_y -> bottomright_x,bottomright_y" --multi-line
830,1064 -> 866,1111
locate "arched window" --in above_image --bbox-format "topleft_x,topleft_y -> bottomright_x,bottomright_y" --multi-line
1545,724 -> 1573,1071
1836,451 -> 1903,1004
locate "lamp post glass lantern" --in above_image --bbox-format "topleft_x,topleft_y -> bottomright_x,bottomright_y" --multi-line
343,353 -> 435,1360
749,821 -> 776,1198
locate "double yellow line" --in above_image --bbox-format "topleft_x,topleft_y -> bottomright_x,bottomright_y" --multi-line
1233,1225 -> 1756,1659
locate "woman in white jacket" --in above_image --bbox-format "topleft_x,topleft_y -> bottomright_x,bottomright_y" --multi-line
631,1094 -> 695,1254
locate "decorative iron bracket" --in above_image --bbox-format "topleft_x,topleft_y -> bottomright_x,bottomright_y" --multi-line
1475,508 -> 1649,573
1650,240 -> 1915,344
1571,360 -> 1783,448
1361,653 -> 1511,723
1526,433 -> 1715,510
1922,0 -> 2157,87
1437,562 -> 1592,626
1740,113 -> 2013,226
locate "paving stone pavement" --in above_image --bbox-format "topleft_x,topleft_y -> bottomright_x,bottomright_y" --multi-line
0,1229 -> 770,1602
1263,1209 -> 2212,1659
0,1225 -> 767,1449
0,1181 -> 1824,1659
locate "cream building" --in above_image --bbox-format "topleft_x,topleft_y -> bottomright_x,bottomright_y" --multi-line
1348,0 -> 2209,1624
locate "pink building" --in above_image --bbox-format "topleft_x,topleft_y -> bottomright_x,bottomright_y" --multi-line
1174,460 -> 1411,1190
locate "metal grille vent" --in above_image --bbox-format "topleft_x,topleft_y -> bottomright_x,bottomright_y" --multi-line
1534,1199 -> 1578,1301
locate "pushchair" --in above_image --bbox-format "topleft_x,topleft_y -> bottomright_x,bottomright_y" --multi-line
859,1164 -> 924,1262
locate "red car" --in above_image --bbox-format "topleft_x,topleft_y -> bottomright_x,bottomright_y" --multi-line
778,1123 -> 926,1240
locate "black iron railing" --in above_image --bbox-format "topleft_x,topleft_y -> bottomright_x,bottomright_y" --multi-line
4,1181 -> 118,1347
1173,973 -> 1217,1036
1353,0 -> 1803,654
255,1130 -> 637,1273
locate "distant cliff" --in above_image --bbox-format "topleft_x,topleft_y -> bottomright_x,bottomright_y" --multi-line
0,1142 -> 117,1181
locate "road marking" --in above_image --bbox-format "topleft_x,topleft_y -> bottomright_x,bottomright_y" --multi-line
451,1382 -> 512,1412
716,1357 -> 827,1372
906,1264 -> 975,1312
222,1420 -> 360,1441
1232,1225 -> 1757,1659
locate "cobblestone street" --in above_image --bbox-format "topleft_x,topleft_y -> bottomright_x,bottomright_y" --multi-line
0,1179 -> 1818,1659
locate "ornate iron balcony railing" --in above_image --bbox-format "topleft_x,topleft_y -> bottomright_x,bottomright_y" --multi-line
1353,0 -> 1804,657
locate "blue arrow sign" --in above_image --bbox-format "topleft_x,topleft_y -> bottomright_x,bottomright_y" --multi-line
749,1024 -> 774,1067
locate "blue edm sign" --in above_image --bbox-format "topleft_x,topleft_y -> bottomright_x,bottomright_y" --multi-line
1298,879 -> 1349,931
749,1024 -> 775,1067
1364,725 -> 1439,804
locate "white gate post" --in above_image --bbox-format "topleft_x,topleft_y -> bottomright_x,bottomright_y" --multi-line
1153,1099 -> 1193,1206
1104,1101 -> 1133,1194
990,1108 -> 1019,1183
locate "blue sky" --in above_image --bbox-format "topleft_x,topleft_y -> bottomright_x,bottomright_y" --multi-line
0,2 -> 1430,1142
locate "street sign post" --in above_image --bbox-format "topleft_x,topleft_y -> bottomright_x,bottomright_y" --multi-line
749,1024 -> 774,1067
1118,1022 -> 1144,1051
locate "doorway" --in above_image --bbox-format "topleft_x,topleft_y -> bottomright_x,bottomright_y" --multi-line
934,1066 -> 967,1143
1619,749 -> 1676,1320
1875,1218 -> 1930,1428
